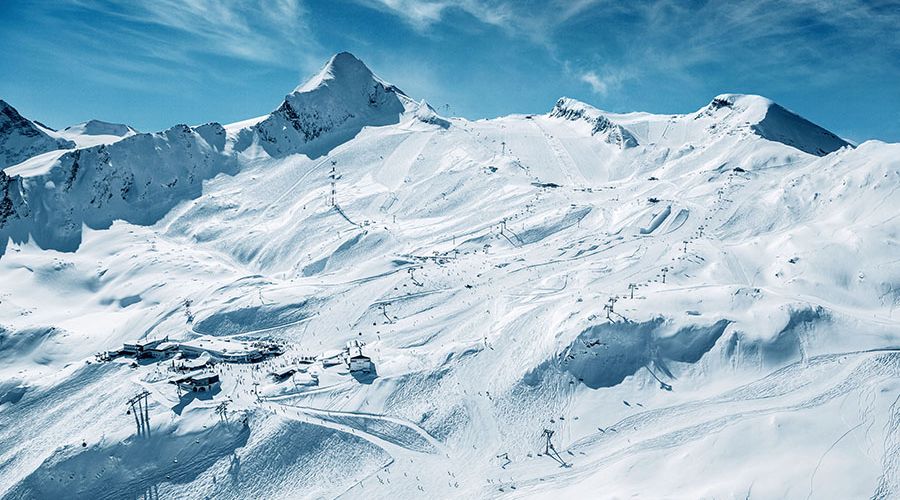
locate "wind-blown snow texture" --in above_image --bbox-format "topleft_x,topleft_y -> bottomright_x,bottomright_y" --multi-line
1,53 -> 897,500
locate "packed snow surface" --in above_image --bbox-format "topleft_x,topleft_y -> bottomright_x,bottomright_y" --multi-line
0,53 -> 898,500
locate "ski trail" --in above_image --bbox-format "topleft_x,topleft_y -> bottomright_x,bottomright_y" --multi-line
262,401 -> 445,456
873,392 -> 900,499
529,119 -> 580,187
806,421 -> 865,500
263,155 -> 333,215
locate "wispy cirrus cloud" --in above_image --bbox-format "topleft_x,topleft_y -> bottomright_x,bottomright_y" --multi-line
630,0 -> 900,93
576,65 -> 636,97
67,0 -> 313,65
355,0 -> 604,45
358,0 -> 900,99
579,71 -> 608,95
15,0 -> 325,92
355,0 -> 515,31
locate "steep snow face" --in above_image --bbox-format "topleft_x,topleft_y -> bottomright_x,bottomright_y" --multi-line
58,120 -> 139,148
243,52 -> 410,158
0,123 -> 235,255
0,100 -> 75,168
549,98 -> 638,149
702,93 -> 851,155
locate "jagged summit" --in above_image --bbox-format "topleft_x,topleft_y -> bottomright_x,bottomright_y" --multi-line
707,93 -> 774,109
0,99 -> 75,168
549,97 -> 639,149
295,52 -> 372,93
242,52 -> 410,158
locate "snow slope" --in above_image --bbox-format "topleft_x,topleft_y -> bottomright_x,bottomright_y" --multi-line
0,53 -> 897,500
58,120 -> 139,148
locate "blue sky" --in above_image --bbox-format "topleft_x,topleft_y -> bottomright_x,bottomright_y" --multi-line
1,0 -> 898,143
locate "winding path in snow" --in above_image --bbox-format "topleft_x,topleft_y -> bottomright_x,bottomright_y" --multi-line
260,400 -> 445,456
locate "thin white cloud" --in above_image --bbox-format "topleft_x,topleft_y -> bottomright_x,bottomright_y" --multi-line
574,67 -> 632,100
580,71 -> 608,95
587,0 -> 900,87
355,0 -> 595,47
359,0 -> 900,91
358,0 -> 514,31
61,0 -> 321,68
15,0 -> 328,95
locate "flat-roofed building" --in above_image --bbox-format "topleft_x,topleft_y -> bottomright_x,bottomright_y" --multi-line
179,336 -> 263,363
173,371 -> 221,393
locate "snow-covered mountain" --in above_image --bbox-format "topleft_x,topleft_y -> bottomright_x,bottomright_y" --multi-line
233,52 -> 412,158
549,92 -> 851,156
0,100 -> 74,168
59,119 -> 139,148
1,122 -> 233,255
1,53 -> 897,500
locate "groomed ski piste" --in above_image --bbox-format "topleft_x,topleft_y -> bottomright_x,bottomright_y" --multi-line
1,52 -> 898,499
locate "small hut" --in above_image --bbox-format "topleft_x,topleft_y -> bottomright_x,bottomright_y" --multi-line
348,353 -> 373,373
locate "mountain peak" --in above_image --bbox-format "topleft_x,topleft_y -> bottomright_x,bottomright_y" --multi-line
549,97 -> 638,148
296,52 -> 384,94
1,99 -> 75,168
57,119 -> 139,148
242,52 -> 410,158
64,119 -> 137,137
708,93 -> 774,110
702,93 -> 850,156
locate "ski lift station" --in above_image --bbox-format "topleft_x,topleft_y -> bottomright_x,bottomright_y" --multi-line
348,353 -> 373,373
346,340 -> 373,372
122,337 -> 176,359
147,341 -> 178,359
173,371 -> 221,393
116,335 -> 281,364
